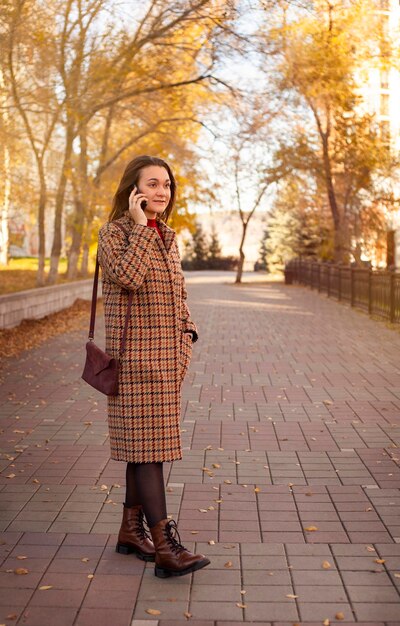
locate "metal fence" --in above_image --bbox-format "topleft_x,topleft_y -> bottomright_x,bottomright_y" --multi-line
285,259 -> 400,325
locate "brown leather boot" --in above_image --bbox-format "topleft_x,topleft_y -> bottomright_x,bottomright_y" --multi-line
150,518 -> 210,578
116,504 -> 155,562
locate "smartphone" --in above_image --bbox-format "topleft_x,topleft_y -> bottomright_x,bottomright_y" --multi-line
131,185 -> 147,210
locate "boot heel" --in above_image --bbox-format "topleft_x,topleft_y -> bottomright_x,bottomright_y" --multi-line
116,543 -> 132,555
155,566 -> 171,578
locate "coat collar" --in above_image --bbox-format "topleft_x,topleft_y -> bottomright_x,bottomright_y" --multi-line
119,211 -> 176,255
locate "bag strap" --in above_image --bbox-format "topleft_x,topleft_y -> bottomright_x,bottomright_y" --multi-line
88,221 -> 133,357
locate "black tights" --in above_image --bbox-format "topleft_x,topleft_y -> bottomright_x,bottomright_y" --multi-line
125,462 -> 167,528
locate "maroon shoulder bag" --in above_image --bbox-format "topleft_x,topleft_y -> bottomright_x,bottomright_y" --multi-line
81,223 -> 132,396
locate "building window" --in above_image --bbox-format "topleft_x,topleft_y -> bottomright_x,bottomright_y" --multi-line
379,120 -> 391,146
380,93 -> 390,116
380,69 -> 389,89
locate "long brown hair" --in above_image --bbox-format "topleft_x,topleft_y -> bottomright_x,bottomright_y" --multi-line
108,155 -> 176,224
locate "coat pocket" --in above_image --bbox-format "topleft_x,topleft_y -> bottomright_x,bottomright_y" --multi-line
180,332 -> 193,380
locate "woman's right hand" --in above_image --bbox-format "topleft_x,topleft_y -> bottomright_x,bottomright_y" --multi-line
128,186 -> 147,225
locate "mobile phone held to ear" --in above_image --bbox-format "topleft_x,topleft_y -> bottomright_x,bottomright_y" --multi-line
131,185 -> 147,210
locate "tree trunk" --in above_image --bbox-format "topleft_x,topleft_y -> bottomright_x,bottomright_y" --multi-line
0,69 -> 11,266
333,216 -> 351,264
80,240 -> 90,278
47,127 -> 74,284
36,167 -> 47,286
0,139 -> 11,267
66,196 -> 85,279
235,221 -> 248,283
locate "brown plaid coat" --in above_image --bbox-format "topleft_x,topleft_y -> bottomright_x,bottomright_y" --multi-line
97,211 -> 197,463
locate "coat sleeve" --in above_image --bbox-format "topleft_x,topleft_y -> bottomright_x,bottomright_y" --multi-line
181,279 -> 198,342
98,221 -> 158,291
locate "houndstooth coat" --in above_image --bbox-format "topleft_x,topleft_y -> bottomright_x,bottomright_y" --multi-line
97,211 -> 198,463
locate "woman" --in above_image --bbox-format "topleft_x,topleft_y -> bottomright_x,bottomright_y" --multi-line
97,155 -> 210,578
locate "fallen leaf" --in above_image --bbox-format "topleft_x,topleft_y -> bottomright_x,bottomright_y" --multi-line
14,568 -> 29,575
190,531 -> 199,535
6,615 -> 17,621
286,594 -> 298,599
224,561 -> 233,568
305,492 -> 313,496
254,487 -> 261,493
87,574 -> 94,579
394,573 -> 400,578
240,589 -> 246,595
236,602 -> 247,608
39,585 -> 53,590
335,612 -> 345,620
16,556 -> 27,560
183,611 -> 192,619
199,509 -> 208,513
6,474 -> 16,479
100,484 -> 108,491
212,463 -> 221,469
81,558 -> 89,562
224,480 -> 232,484
323,620 -> 330,626
304,526 -> 318,531
146,608 -> 161,616
208,540 -> 215,545
322,561 -> 332,569
375,558 -> 385,564
32,479 -> 40,484
366,546 -> 376,552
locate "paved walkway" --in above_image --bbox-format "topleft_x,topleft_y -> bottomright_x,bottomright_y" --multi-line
1,271 -> 400,626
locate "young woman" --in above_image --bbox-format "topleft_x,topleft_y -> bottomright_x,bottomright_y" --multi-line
97,155 -> 210,578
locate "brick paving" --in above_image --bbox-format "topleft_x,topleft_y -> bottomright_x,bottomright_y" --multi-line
0,271 -> 400,625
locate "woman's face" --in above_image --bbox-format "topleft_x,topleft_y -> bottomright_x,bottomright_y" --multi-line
137,165 -> 172,217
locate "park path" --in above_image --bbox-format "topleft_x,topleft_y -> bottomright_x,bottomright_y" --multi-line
0,271 -> 400,626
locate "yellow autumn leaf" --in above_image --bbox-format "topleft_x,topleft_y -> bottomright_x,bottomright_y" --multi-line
81,558 -> 89,562
322,561 -> 332,569
6,474 -> 16,479
335,612 -> 345,620
14,568 -> 29,575
146,608 -> 161,616
323,620 -> 330,626
224,561 -> 233,568
254,487 -> 261,493
39,585 -> 53,590
224,480 -> 232,484
304,526 -> 318,531
236,602 -> 247,608
286,594 -> 298,598
208,540 -> 215,545
16,556 -> 27,560
374,559 -> 385,564
190,531 -> 199,534
183,611 -> 192,619
212,463 -> 221,469
199,509 -> 208,513
87,574 -> 94,579
366,546 -> 375,552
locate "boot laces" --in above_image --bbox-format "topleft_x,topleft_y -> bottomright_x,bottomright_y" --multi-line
164,519 -> 187,554
136,508 -> 151,541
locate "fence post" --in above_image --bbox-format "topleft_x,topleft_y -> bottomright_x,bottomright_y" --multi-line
350,266 -> 355,307
368,269 -> 372,315
390,270 -> 395,323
